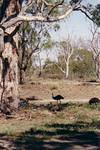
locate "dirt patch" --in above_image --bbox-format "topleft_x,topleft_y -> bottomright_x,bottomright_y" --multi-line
19,79 -> 100,103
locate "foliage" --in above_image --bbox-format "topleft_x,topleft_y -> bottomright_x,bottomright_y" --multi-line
91,4 -> 100,26
70,0 -> 81,5
70,49 -> 95,79
41,48 -> 96,80
42,38 -> 55,49
42,58 -> 63,79
53,23 -> 60,31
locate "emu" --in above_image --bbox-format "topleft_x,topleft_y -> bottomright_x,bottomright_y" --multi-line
89,97 -> 100,105
52,93 -> 64,104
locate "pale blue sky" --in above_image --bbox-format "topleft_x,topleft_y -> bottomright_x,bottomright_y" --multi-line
50,12 -> 92,41
50,0 -> 99,41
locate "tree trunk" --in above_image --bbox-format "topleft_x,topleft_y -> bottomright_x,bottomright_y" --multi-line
19,68 -> 25,84
0,0 -> 22,113
96,62 -> 100,80
65,58 -> 69,79
0,30 -> 20,113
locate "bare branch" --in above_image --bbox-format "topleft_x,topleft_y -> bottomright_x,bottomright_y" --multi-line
48,0 -> 64,15
55,63 -> 65,74
18,6 -> 73,21
1,2 -> 79,29
74,5 -> 94,22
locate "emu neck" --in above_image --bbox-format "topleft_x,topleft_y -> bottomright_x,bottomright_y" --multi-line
52,93 -> 54,98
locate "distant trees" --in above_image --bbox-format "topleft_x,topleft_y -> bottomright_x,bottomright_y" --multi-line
40,47 -> 95,80
55,37 -> 74,79
70,48 -> 95,79
18,22 -> 42,84
89,24 -> 100,79
42,58 -> 63,79
18,22 -> 54,83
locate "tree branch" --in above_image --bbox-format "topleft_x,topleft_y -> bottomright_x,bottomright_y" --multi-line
55,63 -> 65,74
48,0 -> 64,15
1,2 -> 77,29
74,5 -> 94,22
18,6 -> 73,22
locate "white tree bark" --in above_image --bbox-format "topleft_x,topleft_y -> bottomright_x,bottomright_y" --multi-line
55,38 -> 74,79
90,24 -> 100,80
0,26 -> 20,112
0,42 -> 19,108
65,57 -> 70,79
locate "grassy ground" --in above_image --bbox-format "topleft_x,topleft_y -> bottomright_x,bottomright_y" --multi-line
0,79 -> 100,149
0,102 -> 100,150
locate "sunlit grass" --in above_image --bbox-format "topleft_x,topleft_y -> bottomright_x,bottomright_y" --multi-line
0,102 -> 100,137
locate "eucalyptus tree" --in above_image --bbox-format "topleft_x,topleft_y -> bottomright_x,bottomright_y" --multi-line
55,37 -> 74,79
18,22 -> 42,84
0,0 -> 99,113
89,24 -> 100,79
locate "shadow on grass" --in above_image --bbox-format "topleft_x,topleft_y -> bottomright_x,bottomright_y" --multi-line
29,102 -> 75,112
0,121 -> 100,149
19,100 -> 71,111
19,99 -> 100,113
26,96 -> 41,101
13,121 -> 100,149
0,133 -> 15,150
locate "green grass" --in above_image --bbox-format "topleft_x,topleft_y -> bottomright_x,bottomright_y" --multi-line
0,103 -> 100,149
0,103 -> 100,135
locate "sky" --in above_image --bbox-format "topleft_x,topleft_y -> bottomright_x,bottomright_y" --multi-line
35,0 -> 100,64
50,12 -> 92,41
50,0 -> 99,41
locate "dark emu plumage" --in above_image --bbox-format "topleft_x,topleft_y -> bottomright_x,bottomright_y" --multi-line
89,97 -> 100,105
52,93 -> 64,104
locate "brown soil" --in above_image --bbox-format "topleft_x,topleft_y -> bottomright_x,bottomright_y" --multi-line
19,79 -> 100,103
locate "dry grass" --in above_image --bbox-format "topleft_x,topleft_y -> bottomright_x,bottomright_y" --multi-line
0,103 -> 100,135
0,79 -> 100,149
0,103 -> 100,149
